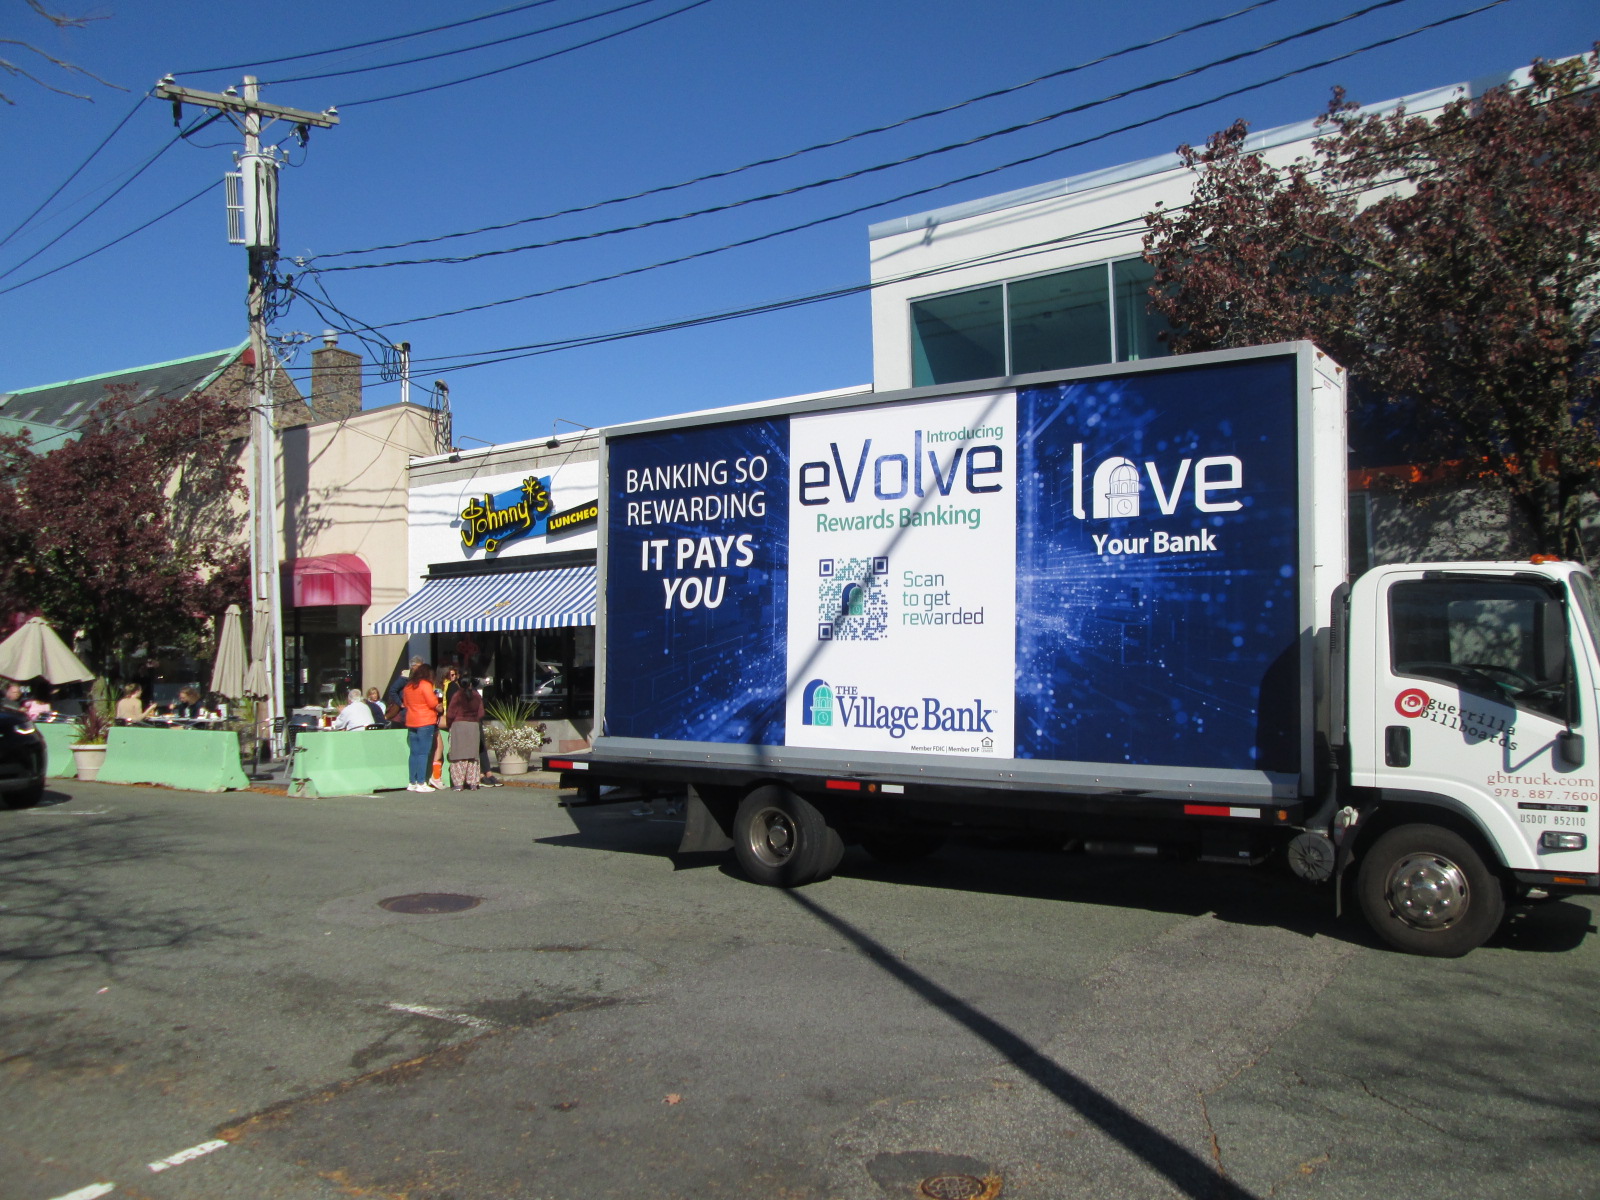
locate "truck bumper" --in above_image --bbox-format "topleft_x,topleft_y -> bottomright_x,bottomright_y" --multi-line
1511,869 -> 1600,895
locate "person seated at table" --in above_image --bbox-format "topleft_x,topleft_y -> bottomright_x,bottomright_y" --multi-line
171,686 -> 205,719
363,686 -> 387,726
1,679 -> 22,714
331,688 -> 375,731
115,683 -> 156,724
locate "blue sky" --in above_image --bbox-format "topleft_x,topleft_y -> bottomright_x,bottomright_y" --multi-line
0,0 -> 1592,443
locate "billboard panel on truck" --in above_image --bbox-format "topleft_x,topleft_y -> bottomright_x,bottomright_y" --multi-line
603,354 -> 1304,774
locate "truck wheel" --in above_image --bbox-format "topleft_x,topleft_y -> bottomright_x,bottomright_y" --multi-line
1356,824 -> 1505,957
861,832 -> 944,863
732,786 -> 843,887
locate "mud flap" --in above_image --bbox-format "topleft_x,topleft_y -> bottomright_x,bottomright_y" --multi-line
678,786 -> 734,854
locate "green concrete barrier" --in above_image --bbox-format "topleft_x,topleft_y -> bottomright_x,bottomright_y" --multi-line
99,726 -> 250,792
36,720 -> 80,778
289,728 -> 409,797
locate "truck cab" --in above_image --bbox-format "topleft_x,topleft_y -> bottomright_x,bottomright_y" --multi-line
1343,560 -> 1600,953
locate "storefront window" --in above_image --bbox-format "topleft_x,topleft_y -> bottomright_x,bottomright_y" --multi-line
1113,258 -> 1175,362
911,285 -> 1004,386
431,625 -> 594,720
285,604 -> 362,709
1010,264 -> 1112,374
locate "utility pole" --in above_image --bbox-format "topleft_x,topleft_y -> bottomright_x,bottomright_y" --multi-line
155,75 -> 337,758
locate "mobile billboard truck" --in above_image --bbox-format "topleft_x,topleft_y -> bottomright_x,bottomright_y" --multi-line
546,342 -> 1600,956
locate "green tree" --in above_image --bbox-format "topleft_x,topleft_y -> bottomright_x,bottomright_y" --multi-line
1143,49 -> 1600,559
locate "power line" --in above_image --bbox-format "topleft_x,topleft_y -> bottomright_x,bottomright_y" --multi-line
314,0 -> 1419,276
0,110 -> 217,284
267,0 -> 672,86
311,0 -> 1506,330
0,179 -> 217,298
310,0 -> 1291,262
0,92 -> 152,252
339,0 -> 717,107
174,0 -> 567,75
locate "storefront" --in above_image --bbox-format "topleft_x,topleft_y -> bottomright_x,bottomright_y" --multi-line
376,436 -> 600,749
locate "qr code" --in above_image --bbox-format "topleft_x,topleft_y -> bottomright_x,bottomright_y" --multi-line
816,557 -> 889,641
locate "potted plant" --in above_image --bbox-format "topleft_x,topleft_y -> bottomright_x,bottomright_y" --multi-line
482,696 -> 546,775
70,700 -> 113,781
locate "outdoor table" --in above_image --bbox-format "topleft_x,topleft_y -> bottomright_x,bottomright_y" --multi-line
97,724 -> 249,792
289,728 -> 409,797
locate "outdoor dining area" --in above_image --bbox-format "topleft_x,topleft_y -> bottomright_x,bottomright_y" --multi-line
0,604 -> 426,797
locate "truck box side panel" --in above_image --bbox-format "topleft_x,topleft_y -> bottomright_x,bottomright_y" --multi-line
596,344 -> 1321,798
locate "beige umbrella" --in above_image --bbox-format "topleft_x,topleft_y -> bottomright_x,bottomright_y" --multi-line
242,598 -> 272,698
209,604 -> 247,699
0,617 -> 95,685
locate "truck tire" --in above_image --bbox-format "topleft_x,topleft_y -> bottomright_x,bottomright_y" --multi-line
1356,823 -> 1506,957
732,786 -> 843,887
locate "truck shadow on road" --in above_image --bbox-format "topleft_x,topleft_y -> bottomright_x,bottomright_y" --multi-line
542,797 -> 1595,955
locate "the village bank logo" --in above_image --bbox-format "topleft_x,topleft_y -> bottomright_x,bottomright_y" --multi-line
800,677 -> 994,739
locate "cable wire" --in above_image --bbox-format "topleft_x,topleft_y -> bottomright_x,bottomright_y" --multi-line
0,91 -> 152,252
338,0 -> 717,107
315,0 -> 1506,329
0,110 -> 215,284
312,0 -> 1290,262
174,0 -> 567,75
0,179 -> 218,298
267,0 -> 672,86
311,0 -> 1423,272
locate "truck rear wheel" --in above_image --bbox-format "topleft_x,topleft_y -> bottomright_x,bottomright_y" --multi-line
1356,824 -> 1505,957
732,786 -> 843,887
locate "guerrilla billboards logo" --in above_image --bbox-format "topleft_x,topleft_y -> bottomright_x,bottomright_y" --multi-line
817,557 -> 889,641
1071,445 -> 1245,558
801,677 -> 996,741
1395,685 -> 1519,749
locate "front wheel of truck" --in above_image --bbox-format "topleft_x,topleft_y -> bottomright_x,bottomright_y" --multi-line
732,786 -> 843,887
1356,824 -> 1506,957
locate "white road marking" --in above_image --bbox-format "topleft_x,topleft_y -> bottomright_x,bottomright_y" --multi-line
384,1001 -> 497,1031
46,1185 -> 116,1200
147,1138 -> 228,1172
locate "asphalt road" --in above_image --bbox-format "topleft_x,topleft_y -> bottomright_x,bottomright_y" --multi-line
1,778 -> 1596,1200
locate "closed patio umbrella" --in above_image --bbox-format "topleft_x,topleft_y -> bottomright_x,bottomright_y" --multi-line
0,617 -> 94,685
242,598 -> 271,698
209,604 -> 247,699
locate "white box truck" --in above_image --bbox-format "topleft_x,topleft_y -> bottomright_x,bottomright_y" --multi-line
546,342 -> 1600,956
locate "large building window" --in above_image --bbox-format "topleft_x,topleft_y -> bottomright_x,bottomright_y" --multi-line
910,256 -> 1173,386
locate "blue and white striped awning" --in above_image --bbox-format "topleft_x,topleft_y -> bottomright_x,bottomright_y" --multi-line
372,565 -> 596,634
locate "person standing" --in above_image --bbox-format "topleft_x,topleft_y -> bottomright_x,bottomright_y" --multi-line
430,665 -> 459,789
445,676 -> 485,790
401,664 -> 439,792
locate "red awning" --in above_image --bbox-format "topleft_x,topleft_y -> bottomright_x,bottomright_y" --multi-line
290,554 -> 371,607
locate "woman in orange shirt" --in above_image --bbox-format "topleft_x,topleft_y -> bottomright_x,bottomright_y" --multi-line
402,663 -> 440,792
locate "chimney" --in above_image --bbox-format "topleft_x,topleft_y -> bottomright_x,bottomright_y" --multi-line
310,330 -> 362,422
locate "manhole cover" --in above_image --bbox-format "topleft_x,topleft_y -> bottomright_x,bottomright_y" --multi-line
378,892 -> 482,914
919,1175 -> 991,1200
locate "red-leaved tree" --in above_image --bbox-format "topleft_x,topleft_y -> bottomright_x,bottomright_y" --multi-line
1,387 -> 250,678
1143,49 -> 1600,559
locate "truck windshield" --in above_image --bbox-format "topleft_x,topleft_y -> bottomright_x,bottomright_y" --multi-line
1389,579 -> 1570,722
1569,571 -> 1600,658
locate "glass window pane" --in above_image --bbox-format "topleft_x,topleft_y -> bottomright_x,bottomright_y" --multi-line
1113,257 -> 1174,362
911,286 -> 1004,386
1008,266 -> 1111,374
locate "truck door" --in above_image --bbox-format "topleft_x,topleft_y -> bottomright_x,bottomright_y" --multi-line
1350,570 -> 1599,879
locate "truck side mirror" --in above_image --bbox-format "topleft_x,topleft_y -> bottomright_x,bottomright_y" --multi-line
1539,598 -> 1568,682
1559,730 -> 1585,768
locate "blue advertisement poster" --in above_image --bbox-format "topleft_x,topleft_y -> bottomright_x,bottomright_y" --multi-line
1014,358 -> 1302,772
604,418 -> 789,743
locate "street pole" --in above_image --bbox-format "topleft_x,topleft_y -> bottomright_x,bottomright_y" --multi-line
155,75 -> 337,757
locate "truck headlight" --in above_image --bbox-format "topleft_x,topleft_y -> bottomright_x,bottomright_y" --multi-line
1540,832 -> 1587,851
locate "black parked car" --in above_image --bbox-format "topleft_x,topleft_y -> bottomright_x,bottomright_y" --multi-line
0,709 -> 45,808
